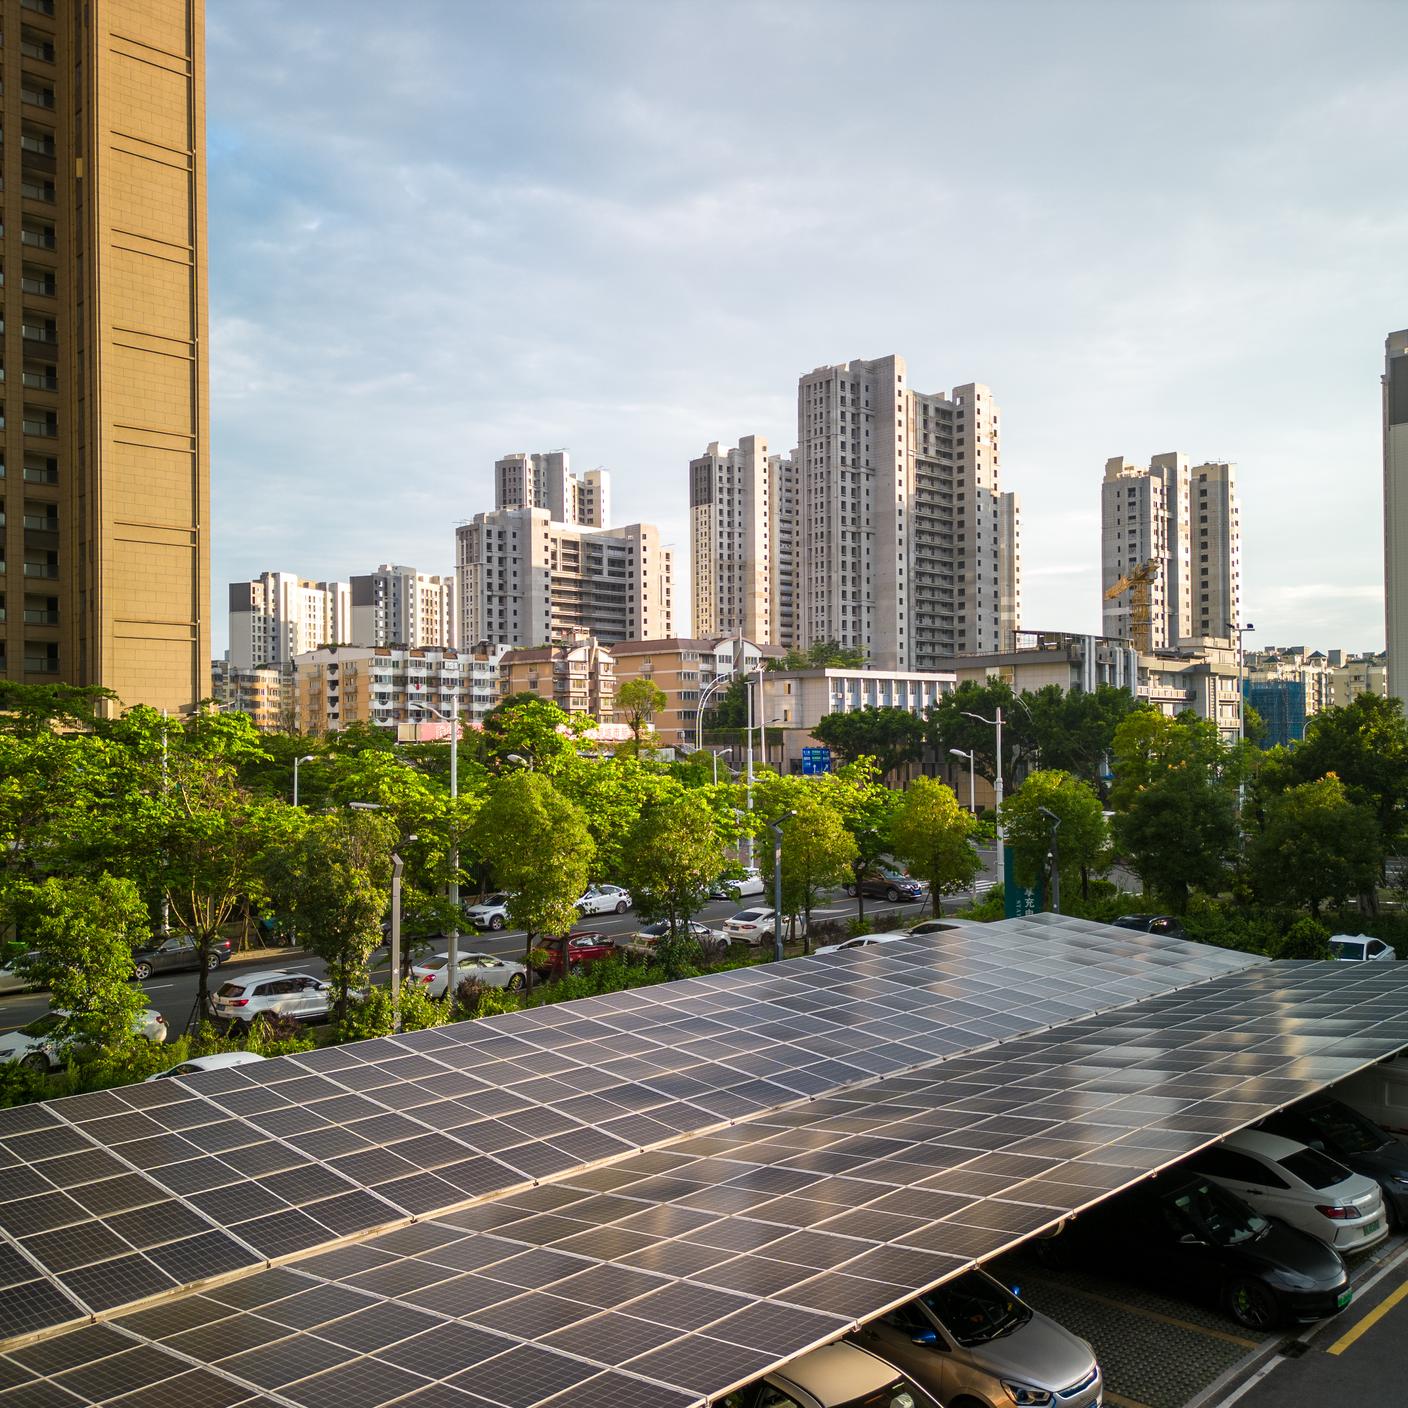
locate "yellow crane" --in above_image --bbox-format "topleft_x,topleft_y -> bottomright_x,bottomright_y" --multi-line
1104,557 -> 1160,653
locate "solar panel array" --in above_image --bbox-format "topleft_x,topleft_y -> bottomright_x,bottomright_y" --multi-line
4,920 -> 1405,1407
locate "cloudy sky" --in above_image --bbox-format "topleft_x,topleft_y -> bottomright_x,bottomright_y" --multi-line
207,0 -> 1408,655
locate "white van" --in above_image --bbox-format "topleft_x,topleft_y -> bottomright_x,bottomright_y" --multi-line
1335,1056 -> 1408,1136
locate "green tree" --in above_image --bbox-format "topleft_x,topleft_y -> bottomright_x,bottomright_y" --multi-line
1108,711 -> 1236,912
0,682 -> 118,737
811,707 -> 925,781
759,790 -> 858,951
1000,769 -> 1109,904
1271,916 -> 1334,960
926,679 -> 1037,787
707,677 -> 748,730
616,678 -> 668,756
620,790 -> 732,976
472,772 -> 595,984
1248,776 -> 1381,917
481,695 -> 583,774
888,777 -> 981,910
1021,684 -> 1140,794
267,809 -> 394,1025
767,641 -> 866,670
20,875 -> 147,1056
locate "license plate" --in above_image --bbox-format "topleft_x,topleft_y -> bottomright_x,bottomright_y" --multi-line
1337,1288 -> 1353,1308
1362,1221 -> 1380,1237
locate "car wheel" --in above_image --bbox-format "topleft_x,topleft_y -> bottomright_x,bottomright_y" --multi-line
886,887 -> 900,902
205,953 -> 222,971
19,1053 -> 48,1073
133,961 -> 153,981
615,900 -> 629,913
569,962 -> 584,976
490,915 -> 505,930
507,973 -> 526,991
1225,1278 -> 1280,1331
845,884 -> 858,897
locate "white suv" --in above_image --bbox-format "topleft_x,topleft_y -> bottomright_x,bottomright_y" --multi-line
210,970 -> 331,1028
576,884 -> 632,916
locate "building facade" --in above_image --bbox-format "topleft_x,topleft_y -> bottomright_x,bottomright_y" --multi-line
0,0 -> 209,711
689,437 -> 772,643
349,564 -> 455,649
455,508 -> 673,649
229,572 -> 350,671
499,631 -> 616,720
212,660 -> 291,733
494,450 -> 607,528
794,355 -> 1020,672
770,450 -> 800,651
293,645 -> 470,734
1330,651 -> 1390,708
1101,453 -> 1241,648
1386,330 -> 1408,706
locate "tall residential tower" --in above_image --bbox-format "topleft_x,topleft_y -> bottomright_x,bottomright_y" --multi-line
0,0 -> 210,711
1386,330 -> 1408,705
689,436 -> 771,642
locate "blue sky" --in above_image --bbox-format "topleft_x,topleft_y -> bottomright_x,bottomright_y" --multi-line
207,0 -> 1408,655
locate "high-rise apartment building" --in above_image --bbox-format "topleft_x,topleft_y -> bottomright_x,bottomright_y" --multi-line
495,450 -> 608,528
349,564 -> 455,649
1385,330 -> 1408,705
456,509 -> 673,649
1101,453 -> 1240,647
770,450 -> 800,651
794,355 -> 1019,670
228,572 -> 350,671
0,0 -> 209,711
689,436 -> 771,642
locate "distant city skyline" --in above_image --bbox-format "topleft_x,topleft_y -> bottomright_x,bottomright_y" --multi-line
207,0 -> 1407,654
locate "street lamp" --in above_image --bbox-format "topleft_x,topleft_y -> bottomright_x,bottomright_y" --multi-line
292,754 -> 317,807
1038,805 -> 1063,914
948,748 -> 976,814
962,709 -> 1006,882
695,673 -> 734,750
707,746 -> 735,785
414,699 -> 462,1004
389,852 -> 404,1034
1231,620 -> 1256,815
767,809 -> 797,962
505,752 -> 533,771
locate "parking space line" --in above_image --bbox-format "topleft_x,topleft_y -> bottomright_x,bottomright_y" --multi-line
1327,1277 -> 1408,1356
1056,1283 -> 1260,1349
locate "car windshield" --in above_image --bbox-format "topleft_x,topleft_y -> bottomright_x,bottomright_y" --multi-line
642,923 -> 668,937
835,1381 -> 919,1408
1330,940 -> 1365,960
20,1013 -> 63,1038
734,911 -> 765,922
921,1271 -> 1030,1345
1303,1101 -> 1391,1154
1280,1147 -> 1354,1190
1172,1179 -> 1268,1245
216,982 -> 245,998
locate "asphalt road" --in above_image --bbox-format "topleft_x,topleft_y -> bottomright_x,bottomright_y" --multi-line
0,881 -> 984,1034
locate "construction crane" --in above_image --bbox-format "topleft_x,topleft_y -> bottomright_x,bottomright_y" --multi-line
1104,557 -> 1160,653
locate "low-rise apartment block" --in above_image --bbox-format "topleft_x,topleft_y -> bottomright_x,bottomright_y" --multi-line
293,645 -> 474,735
499,630 -> 616,720
212,661 -> 292,733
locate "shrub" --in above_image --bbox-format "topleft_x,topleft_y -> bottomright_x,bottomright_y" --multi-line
1272,917 -> 1334,961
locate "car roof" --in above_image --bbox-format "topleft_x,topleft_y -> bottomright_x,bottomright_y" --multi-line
771,1343 -> 900,1400
1221,1128 -> 1309,1161
222,970 -> 303,986
180,1052 -> 265,1071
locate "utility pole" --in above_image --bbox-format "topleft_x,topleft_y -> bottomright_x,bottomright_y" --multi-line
768,810 -> 796,962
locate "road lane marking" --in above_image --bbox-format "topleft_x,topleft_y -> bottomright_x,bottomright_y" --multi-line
1327,1277 -> 1408,1356
1054,1284 -> 1259,1349
141,983 -> 176,990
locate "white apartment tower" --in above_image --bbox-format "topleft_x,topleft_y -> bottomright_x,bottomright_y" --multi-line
1101,453 -> 1240,647
1385,330 -> 1408,706
349,565 -> 456,650
228,572 -> 351,671
690,437 -> 772,642
795,355 -> 1020,670
495,450 -> 608,528
770,450 -> 801,651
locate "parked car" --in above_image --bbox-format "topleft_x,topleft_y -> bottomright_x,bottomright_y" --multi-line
723,908 -> 777,945
1329,933 -> 1396,963
1260,1093 -> 1408,1229
1041,1169 -> 1351,1330
0,1009 -> 167,1071
1189,1129 -> 1388,1254
1112,913 -> 1188,938
815,933 -> 911,956
846,867 -> 927,903
131,933 -> 233,981
709,867 -> 766,900
906,920 -> 956,938
854,1267 -> 1101,1408
575,884 -> 632,916
1336,1053 -> 1408,1136
463,893 -> 511,931
148,1051 -> 266,1082
210,971 -> 332,1029
0,951 -> 40,996
631,920 -> 727,953
412,951 -> 527,997
719,1341 -> 939,1408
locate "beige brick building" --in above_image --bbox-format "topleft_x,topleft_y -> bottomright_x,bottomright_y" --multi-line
212,660 -> 291,733
0,0 -> 210,711
294,645 -> 472,735
689,438 -> 772,643
500,630 -> 616,720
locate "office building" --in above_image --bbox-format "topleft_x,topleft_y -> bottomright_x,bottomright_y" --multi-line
689,437 -> 772,642
350,564 -> 455,649
293,645 -> 471,734
456,509 -> 673,649
495,450 -> 607,528
795,355 -> 1020,671
1386,330 -> 1408,706
1101,453 -> 1241,647
499,630 -> 616,720
0,0 -> 209,711
228,572 -> 350,671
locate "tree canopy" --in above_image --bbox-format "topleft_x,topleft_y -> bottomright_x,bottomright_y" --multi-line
811,707 -> 925,780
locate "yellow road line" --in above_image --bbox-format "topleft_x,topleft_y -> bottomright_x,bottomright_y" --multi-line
1328,1278 -> 1408,1356
1104,1394 -> 1155,1408
1056,1284 -> 1260,1349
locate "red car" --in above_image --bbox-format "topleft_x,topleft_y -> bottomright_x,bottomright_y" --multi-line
539,931 -> 617,980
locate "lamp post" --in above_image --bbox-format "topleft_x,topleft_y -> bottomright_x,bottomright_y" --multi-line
414,698 -> 461,1005
768,809 -> 797,962
505,752 -> 533,771
1232,620 -> 1256,816
962,709 -> 1005,882
695,673 -> 734,750
1038,804 -> 1063,914
389,852 -> 404,1034
949,748 -> 978,903
292,753 -> 317,807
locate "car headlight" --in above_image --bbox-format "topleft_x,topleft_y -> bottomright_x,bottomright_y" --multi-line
1002,1384 -> 1053,1407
